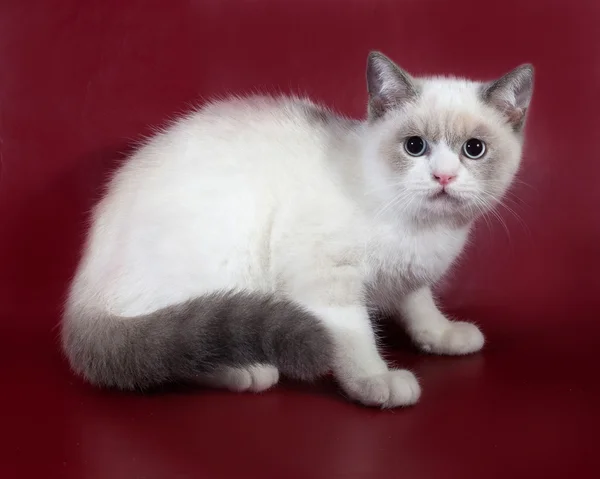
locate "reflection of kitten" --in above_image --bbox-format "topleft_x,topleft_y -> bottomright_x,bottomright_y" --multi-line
62,52 -> 533,407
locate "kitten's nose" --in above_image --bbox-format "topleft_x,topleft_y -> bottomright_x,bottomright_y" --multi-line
433,173 -> 456,186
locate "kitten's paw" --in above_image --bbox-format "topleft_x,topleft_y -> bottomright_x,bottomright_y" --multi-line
342,369 -> 421,408
412,321 -> 484,355
199,364 -> 279,393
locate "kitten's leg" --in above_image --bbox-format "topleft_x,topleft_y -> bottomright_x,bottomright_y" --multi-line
295,269 -> 420,408
196,364 -> 279,393
396,287 -> 484,355
318,305 -> 420,408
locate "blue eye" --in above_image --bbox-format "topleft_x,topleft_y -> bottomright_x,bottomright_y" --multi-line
404,136 -> 427,156
463,138 -> 486,159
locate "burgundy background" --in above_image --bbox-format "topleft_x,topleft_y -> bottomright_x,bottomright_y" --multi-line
1,0 -> 598,477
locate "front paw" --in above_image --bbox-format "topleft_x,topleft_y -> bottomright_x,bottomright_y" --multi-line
341,369 -> 421,408
412,321 -> 484,355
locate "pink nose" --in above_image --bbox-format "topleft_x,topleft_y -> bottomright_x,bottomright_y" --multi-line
433,173 -> 456,186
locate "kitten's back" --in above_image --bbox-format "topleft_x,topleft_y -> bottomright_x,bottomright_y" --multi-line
73,96 -> 352,315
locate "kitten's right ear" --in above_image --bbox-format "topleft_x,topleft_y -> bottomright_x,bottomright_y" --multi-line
366,51 -> 418,120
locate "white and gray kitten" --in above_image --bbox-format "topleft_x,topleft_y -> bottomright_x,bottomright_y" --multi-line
62,52 -> 533,407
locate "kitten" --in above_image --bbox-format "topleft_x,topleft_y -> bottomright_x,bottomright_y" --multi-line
62,52 -> 533,408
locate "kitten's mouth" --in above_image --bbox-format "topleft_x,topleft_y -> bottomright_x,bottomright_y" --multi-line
430,189 -> 459,201
427,188 -> 464,209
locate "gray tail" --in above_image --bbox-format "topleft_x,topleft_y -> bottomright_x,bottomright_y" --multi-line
61,291 -> 333,391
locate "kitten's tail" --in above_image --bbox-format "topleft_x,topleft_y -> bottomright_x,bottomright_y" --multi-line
61,291 -> 333,391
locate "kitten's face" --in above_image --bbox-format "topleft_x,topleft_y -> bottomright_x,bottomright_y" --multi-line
365,52 -> 533,225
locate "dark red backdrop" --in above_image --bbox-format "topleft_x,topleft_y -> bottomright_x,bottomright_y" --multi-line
1,1 -> 598,478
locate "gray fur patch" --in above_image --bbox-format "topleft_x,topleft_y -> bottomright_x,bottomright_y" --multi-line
300,103 -> 333,125
62,291 -> 333,391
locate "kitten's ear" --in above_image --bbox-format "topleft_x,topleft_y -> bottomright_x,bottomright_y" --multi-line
481,64 -> 534,131
366,51 -> 418,120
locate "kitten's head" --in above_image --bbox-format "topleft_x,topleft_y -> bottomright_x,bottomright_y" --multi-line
363,51 -> 534,225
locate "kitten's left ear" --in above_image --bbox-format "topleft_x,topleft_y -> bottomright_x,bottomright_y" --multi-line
481,64 -> 534,131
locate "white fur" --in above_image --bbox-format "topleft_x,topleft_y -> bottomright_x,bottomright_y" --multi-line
69,70 -> 526,407
197,364 -> 280,393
